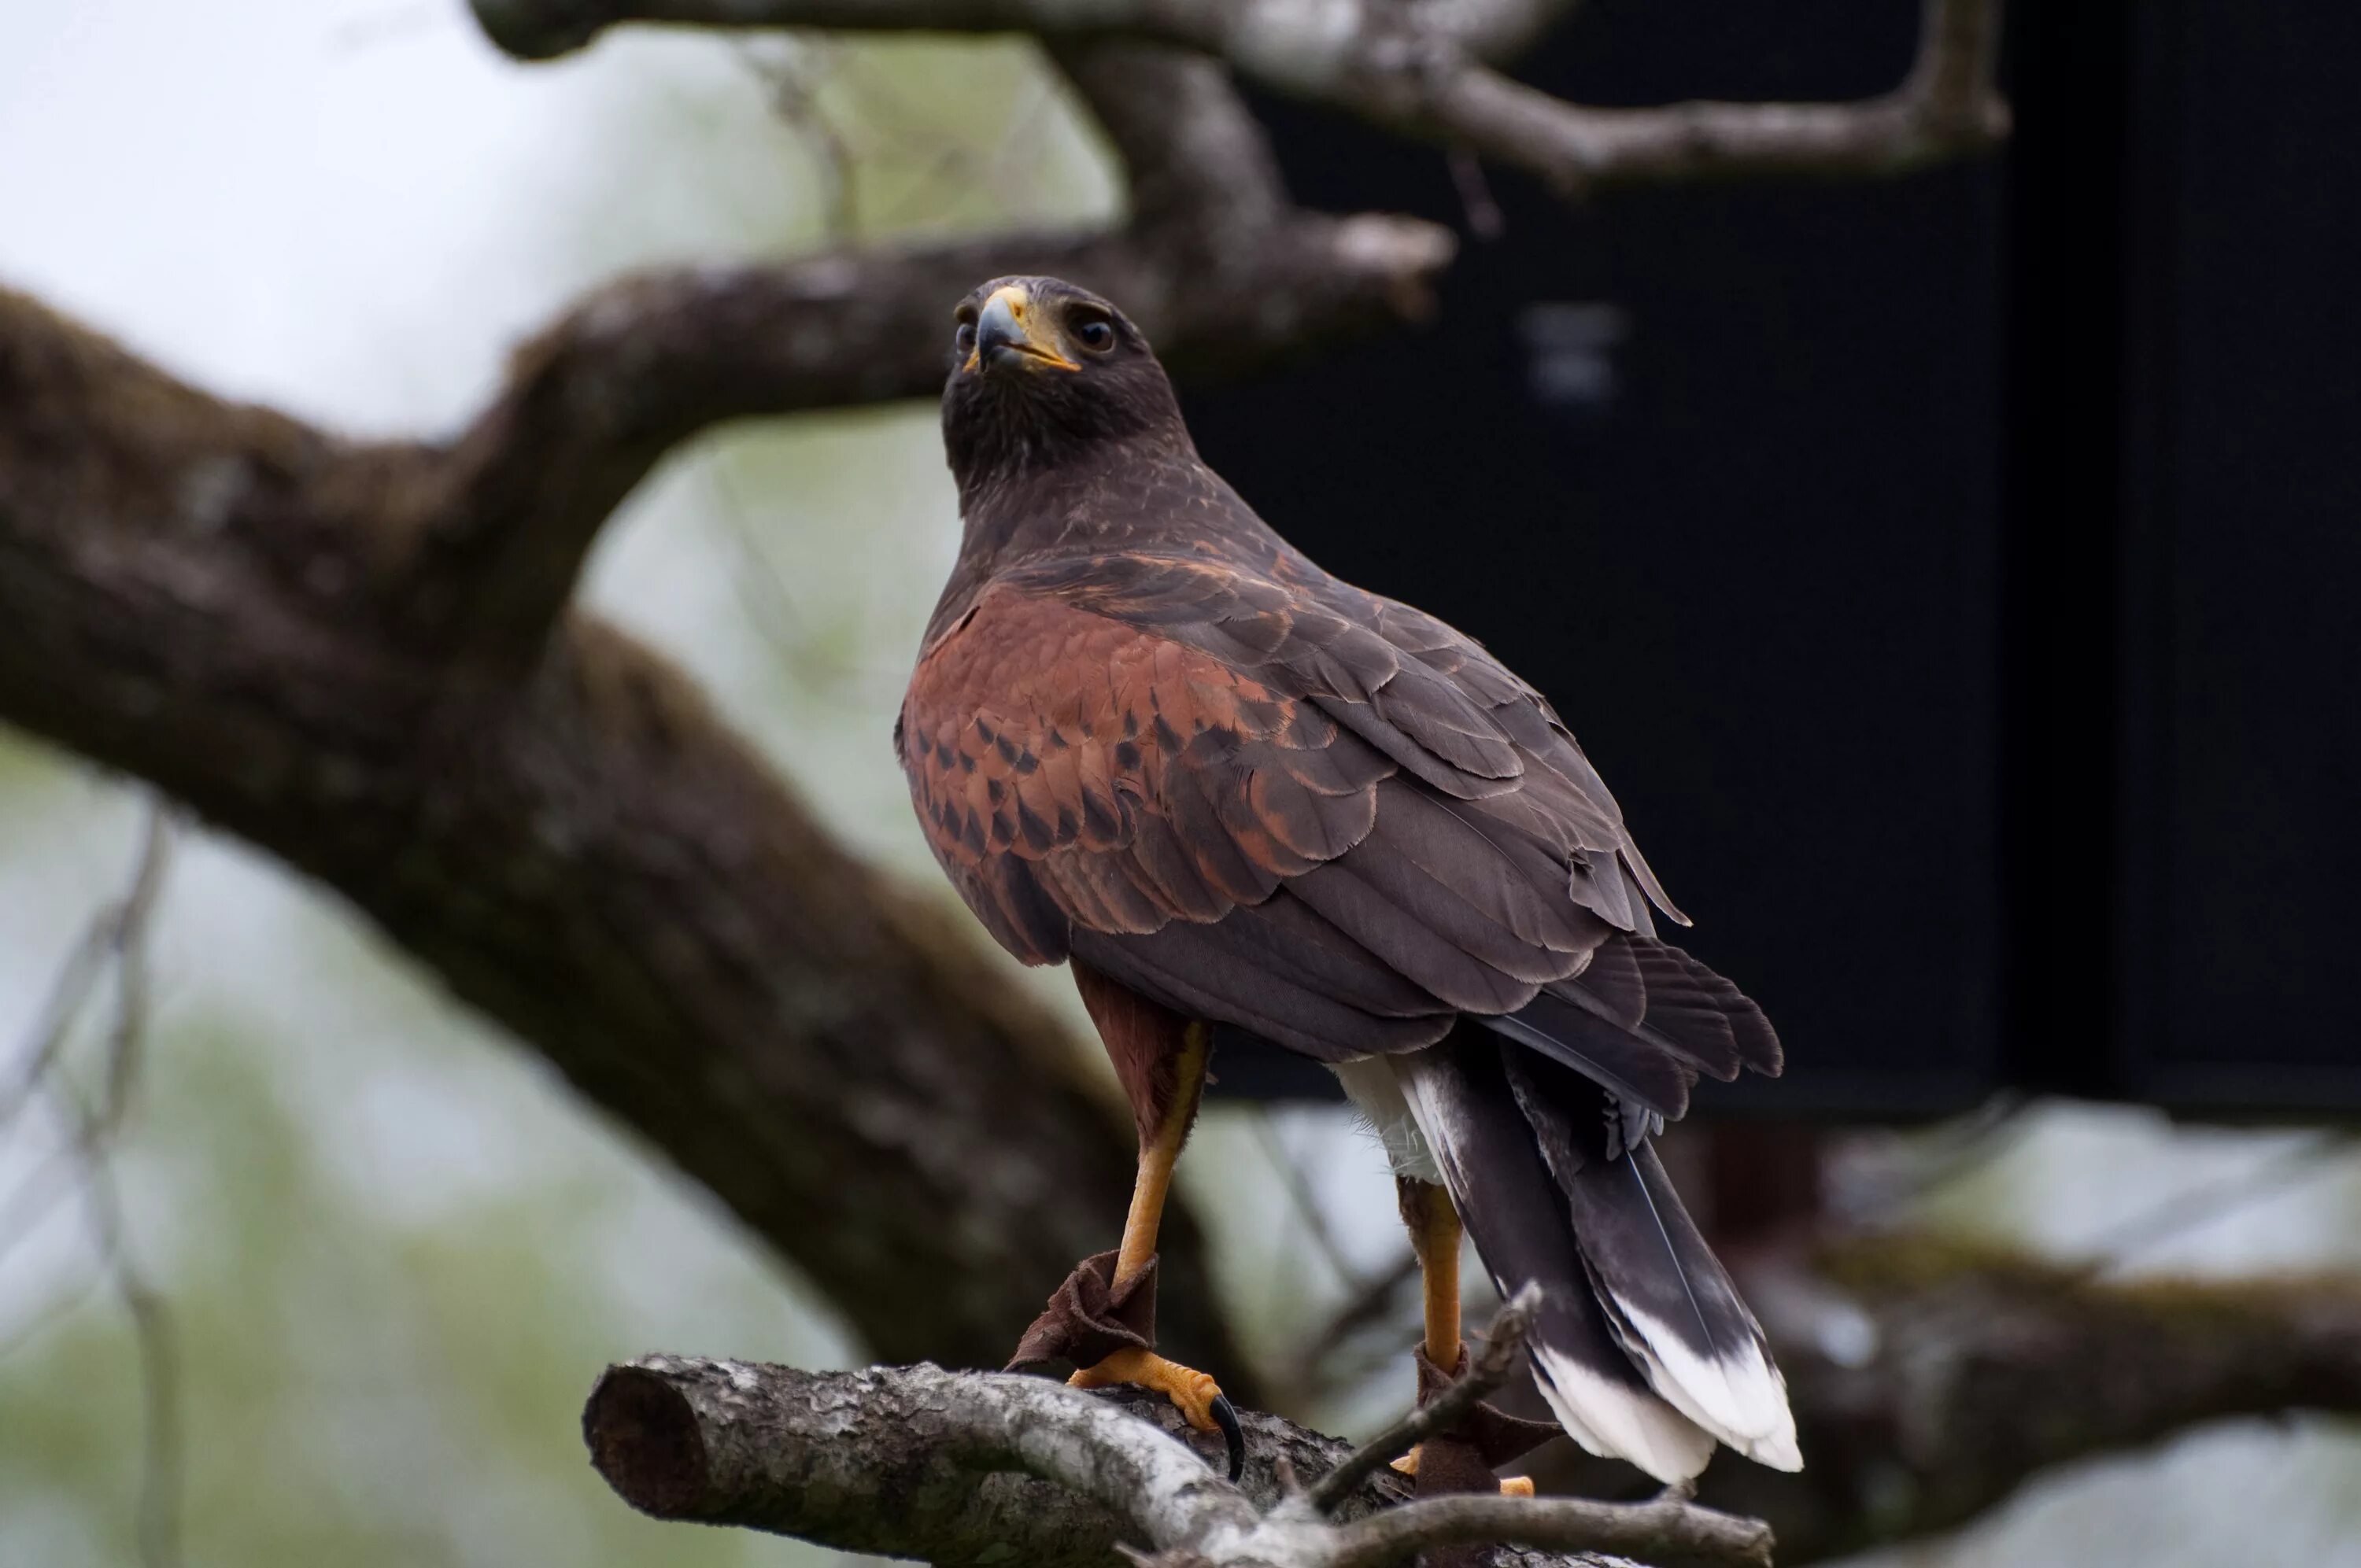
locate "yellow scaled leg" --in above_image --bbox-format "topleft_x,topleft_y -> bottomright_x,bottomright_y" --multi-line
1391,1179 -> 1532,1496
1067,1023 -> 1242,1472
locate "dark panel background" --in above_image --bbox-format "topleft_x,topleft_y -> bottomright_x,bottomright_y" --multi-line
1183,2 -> 2361,1115
2115,3 -> 2361,1106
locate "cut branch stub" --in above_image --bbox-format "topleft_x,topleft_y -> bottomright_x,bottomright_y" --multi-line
585,1366 -> 715,1518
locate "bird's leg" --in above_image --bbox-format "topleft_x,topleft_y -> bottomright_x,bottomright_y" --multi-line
1007,966 -> 1241,1478
1409,1173 -> 1465,1370
1069,1016 -> 1223,1427
1393,1176 -> 1542,1500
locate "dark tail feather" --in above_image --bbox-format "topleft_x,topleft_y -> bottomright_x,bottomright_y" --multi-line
1502,1050 -> 1801,1471
1477,932 -> 1782,1132
1485,989 -> 1691,1134
1395,1037 -> 1716,1482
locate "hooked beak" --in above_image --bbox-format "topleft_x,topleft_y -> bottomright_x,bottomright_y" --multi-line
970,284 -> 1081,374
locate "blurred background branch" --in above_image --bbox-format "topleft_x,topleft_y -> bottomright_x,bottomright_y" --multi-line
473,0 -> 2008,194
0,806 -> 179,1566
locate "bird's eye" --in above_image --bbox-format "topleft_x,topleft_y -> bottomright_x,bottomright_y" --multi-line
954,320 -> 977,356
1073,316 -> 1116,353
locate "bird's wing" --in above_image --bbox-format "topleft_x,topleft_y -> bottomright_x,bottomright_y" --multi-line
1320,581 -> 1687,928
900,551 -> 1775,1083
1025,552 -> 1683,928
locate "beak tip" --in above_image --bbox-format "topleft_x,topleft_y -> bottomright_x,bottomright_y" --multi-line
975,291 -> 1026,362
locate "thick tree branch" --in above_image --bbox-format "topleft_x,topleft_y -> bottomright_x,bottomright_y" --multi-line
581,1356 -> 1769,1568
472,0 -> 2008,197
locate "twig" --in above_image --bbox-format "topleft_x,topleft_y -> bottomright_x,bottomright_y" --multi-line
0,807 -> 176,1264
66,1113 -> 183,1568
1307,1282 -> 1542,1511
0,805 -> 181,1567
0,809 -> 172,1135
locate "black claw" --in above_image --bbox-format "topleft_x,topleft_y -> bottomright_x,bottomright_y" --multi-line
1210,1393 -> 1245,1482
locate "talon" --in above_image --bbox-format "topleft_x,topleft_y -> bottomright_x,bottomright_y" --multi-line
1070,1347 -> 1232,1461
1209,1393 -> 1245,1481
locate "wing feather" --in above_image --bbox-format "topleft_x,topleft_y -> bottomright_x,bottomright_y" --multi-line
900,549 -> 1773,1095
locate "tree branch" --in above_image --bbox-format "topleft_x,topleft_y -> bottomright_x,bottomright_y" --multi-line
472,0 -> 2009,197
581,1356 -> 1769,1568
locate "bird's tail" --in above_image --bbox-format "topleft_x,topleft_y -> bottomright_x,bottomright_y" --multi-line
1396,1031 -> 1801,1481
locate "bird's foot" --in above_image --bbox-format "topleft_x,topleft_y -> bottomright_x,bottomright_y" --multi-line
1395,1340 -> 1561,1506
1007,1248 -> 1244,1481
1390,1446 -> 1535,1496
1070,1347 -> 1235,1434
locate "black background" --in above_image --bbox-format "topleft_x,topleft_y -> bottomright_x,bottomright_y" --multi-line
1180,2 -> 2361,1116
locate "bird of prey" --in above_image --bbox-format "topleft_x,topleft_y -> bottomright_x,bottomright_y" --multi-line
899,276 -> 1801,1489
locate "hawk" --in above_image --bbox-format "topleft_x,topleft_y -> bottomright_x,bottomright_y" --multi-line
898,276 -> 1801,1489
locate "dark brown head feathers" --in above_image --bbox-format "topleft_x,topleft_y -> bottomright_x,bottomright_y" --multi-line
940,276 -> 1185,495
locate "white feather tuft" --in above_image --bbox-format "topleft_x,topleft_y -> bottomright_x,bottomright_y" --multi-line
1328,1056 -> 1443,1183
1532,1341 -> 1717,1483
1608,1298 -> 1801,1470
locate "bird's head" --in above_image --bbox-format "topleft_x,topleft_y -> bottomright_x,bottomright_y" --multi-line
940,276 -> 1184,493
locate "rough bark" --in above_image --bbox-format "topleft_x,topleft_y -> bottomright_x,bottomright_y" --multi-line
580,1356 -> 1775,1568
